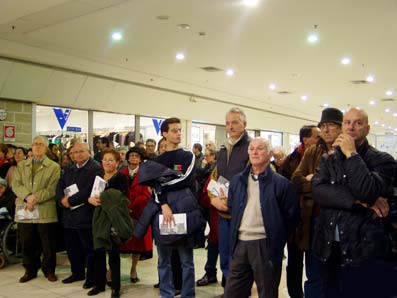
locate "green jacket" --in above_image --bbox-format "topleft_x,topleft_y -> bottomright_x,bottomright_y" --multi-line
93,188 -> 133,250
13,156 -> 60,223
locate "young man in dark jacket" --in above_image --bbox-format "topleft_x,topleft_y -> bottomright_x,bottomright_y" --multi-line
155,117 -> 198,298
56,142 -> 102,288
312,107 -> 396,298
225,137 -> 299,298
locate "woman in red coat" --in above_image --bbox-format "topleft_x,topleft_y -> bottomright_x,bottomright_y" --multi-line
119,147 -> 153,283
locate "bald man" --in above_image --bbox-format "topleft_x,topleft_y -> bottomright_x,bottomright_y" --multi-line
312,108 -> 396,298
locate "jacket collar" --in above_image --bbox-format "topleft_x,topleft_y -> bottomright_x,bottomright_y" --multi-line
356,138 -> 369,156
24,155 -> 51,167
240,164 -> 274,186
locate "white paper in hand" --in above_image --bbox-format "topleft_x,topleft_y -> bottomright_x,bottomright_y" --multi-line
159,213 -> 187,235
91,176 -> 107,197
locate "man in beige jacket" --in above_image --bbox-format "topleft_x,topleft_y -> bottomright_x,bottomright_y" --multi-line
13,136 -> 60,283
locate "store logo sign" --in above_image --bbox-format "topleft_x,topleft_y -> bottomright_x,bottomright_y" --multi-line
152,118 -> 164,135
53,108 -> 72,130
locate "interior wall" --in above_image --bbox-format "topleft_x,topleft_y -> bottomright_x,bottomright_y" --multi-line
0,56 -> 312,138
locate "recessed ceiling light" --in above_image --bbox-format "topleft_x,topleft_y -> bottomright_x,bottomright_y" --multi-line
341,109 -> 346,113
386,89 -> 394,96
382,123 -> 386,127
301,95 -> 308,101
393,113 -> 397,117
243,0 -> 259,6
323,103 -> 329,108
111,32 -> 123,41
374,121 -> 379,125
226,69 -> 235,76
366,75 -> 375,83
369,100 -> 376,105
385,108 -> 391,113
268,83 -> 277,90
341,57 -> 351,65
176,52 -> 185,60
307,34 -> 319,43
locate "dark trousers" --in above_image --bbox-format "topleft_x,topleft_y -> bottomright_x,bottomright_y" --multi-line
286,240 -> 304,298
319,242 -> 397,298
93,245 -> 120,290
18,222 -> 57,275
171,249 -> 182,291
204,240 -> 219,279
64,228 -> 95,283
224,238 -> 282,298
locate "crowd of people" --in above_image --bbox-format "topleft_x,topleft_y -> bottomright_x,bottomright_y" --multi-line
0,106 -> 397,298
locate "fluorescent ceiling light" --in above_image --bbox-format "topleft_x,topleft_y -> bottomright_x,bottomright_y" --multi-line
268,83 -> 276,90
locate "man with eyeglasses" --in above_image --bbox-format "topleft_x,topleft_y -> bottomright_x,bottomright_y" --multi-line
291,107 -> 343,298
13,136 -> 60,283
56,142 -> 102,289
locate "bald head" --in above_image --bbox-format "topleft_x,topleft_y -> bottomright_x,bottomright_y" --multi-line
343,107 -> 370,145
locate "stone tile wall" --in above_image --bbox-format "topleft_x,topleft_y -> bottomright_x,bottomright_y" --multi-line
0,98 -> 33,148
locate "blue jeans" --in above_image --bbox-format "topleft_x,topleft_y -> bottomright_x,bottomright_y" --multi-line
218,217 -> 231,278
157,244 -> 195,298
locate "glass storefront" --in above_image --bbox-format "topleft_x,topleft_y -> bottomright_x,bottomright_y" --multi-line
36,105 -> 88,150
260,130 -> 283,147
289,134 -> 300,153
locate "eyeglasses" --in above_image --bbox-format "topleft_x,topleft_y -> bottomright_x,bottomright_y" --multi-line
33,142 -> 46,147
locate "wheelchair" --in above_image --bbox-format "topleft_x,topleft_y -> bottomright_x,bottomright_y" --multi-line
0,209 -> 20,269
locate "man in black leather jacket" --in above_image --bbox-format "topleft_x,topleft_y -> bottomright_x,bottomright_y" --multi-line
312,107 -> 396,298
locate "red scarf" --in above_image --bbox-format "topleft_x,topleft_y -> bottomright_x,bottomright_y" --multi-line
0,158 -> 8,167
297,144 -> 305,157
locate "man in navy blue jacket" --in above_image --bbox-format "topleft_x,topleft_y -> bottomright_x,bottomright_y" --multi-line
56,142 -> 102,289
225,138 -> 299,298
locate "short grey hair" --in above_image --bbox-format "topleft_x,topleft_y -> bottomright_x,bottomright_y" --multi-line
272,146 -> 285,155
73,141 -> 90,152
33,135 -> 49,147
226,107 -> 247,123
249,137 -> 273,152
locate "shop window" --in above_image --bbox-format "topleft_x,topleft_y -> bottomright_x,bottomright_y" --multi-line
260,130 -> 283,147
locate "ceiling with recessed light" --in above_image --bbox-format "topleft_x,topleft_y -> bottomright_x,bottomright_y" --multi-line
0,0 -> 396,134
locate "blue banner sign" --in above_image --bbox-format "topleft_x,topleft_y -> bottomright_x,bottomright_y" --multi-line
66,126 -> 82,132
152,118 -> 164,135
53,108 -> 72,129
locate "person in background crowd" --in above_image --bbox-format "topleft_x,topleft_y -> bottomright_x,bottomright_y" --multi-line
117,146 -> 128,171
120,147 -> 153,283
196,147 -> 220,287
205,141 -> 216,153
291,107 -> 343,298
157,137 -> 167,156
5,146 -> 27,188
48,143 -> 61,163
145,139 -> 157,160
209,107 -> 251,290
13,136 -> 60,283
0,143 -> 11,179
225,137 -> 299,298
280,125 -> 320,298
94,137 -> 110,163
312,107 -> 396,298
26,148 -> 33,159
6,144 -> 16,166
192,143 -> 204,170
89,148 -> 129,298
0,177 -> 16,229
271,146 -> 286,173
56,142 -> 102,290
